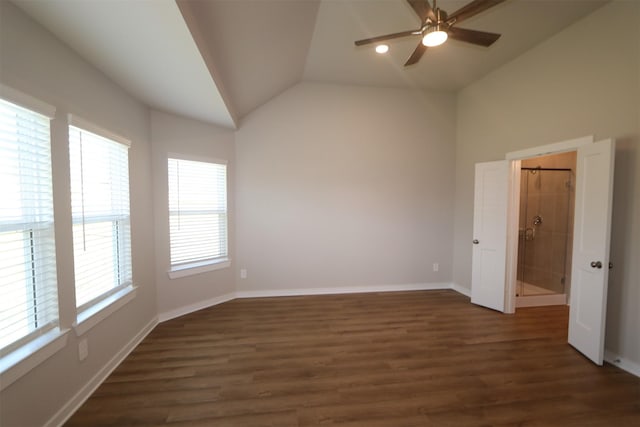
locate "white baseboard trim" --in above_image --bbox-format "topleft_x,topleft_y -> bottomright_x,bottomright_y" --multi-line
450,283 -> 471,297
235,283 -> 453,299
604,350 -> 640,378
158,292 -> 236,323
46,317 -> 158,427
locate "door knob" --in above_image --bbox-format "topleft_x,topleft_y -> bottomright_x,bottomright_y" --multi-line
473,239 -> 479,244
590,261 -> 603,269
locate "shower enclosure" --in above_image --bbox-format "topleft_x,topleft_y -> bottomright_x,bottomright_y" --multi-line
517,167 -> 573,302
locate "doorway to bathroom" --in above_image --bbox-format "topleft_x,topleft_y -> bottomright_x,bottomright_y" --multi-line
471,136 -> 615,364
516,152 -> 577,308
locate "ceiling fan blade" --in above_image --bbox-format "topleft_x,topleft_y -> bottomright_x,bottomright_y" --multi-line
448,27 -> 501,47
404,42 -> 427,66
447,0 -> 506,25
355,30 -> 419,46
406,0 -> 436,23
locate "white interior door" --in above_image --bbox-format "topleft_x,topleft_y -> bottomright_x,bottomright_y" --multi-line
471,160 -> 509,312
568,139 -> 615,365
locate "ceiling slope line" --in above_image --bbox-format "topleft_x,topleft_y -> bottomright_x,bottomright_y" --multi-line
176,0 -> 239,130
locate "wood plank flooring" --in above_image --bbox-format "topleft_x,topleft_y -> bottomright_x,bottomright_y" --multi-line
65,290 -> 640,426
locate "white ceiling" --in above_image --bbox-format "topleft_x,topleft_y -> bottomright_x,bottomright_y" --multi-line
13,0 -> 236,128
12,0 -> 609,129
178,0 -> 320,120
304,0 -> 608,90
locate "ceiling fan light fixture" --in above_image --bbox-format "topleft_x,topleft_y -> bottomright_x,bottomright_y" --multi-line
422,26 -> 448,47
353,0 -> 505,66
375,44 -> 389,54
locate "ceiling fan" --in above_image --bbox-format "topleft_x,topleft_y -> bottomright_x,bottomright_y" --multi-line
354,0 -> 506,66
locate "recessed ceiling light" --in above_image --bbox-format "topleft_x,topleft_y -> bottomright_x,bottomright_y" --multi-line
375,44 -> 389,54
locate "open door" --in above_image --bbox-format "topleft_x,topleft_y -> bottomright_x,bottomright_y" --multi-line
568,139 -> 615,365
471,160 -> 509,312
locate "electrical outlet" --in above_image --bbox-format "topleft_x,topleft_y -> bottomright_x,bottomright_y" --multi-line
78,338 -> 89,361
240,269 -> 247,279
433,263 -> 439,272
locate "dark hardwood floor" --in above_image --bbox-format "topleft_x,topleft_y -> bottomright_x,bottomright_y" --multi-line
65,290 -> 640,426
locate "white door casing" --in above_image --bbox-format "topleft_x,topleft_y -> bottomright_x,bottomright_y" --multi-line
471,160 -> 509,312
568,139 -> 615,365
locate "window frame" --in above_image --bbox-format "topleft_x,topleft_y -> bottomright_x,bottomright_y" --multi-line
167,154 -> 230,279
0,84 -> 68,391
67,115 -> 135,331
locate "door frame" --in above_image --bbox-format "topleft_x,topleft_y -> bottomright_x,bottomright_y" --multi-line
503,136 -> 594,313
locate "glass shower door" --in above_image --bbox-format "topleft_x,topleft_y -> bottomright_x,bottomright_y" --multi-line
517,168 -> 572,297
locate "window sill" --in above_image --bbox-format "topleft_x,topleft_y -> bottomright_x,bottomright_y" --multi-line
0,328 -> 69,391
168,258 -> 231,279
74,285 -> 137,336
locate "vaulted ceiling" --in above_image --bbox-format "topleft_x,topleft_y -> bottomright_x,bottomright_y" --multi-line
13,0 -> 608,129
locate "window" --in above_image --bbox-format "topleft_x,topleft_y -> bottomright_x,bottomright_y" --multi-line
168,157 -> 228,276
0,97 -> 58,354
69,121 -> 132,312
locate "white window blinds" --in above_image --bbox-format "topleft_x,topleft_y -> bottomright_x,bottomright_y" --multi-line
168,158 -> 227,268
0,98 -> 58,353
69,124 -> 132,311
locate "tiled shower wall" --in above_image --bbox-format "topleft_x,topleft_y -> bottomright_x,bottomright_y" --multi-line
519,152 -> 577,295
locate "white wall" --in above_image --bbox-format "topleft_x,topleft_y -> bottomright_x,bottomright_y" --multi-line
151,110 -> 236,319
0,2 -> 157,426
235,83 -> 456,293
453,1 -> 640,366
